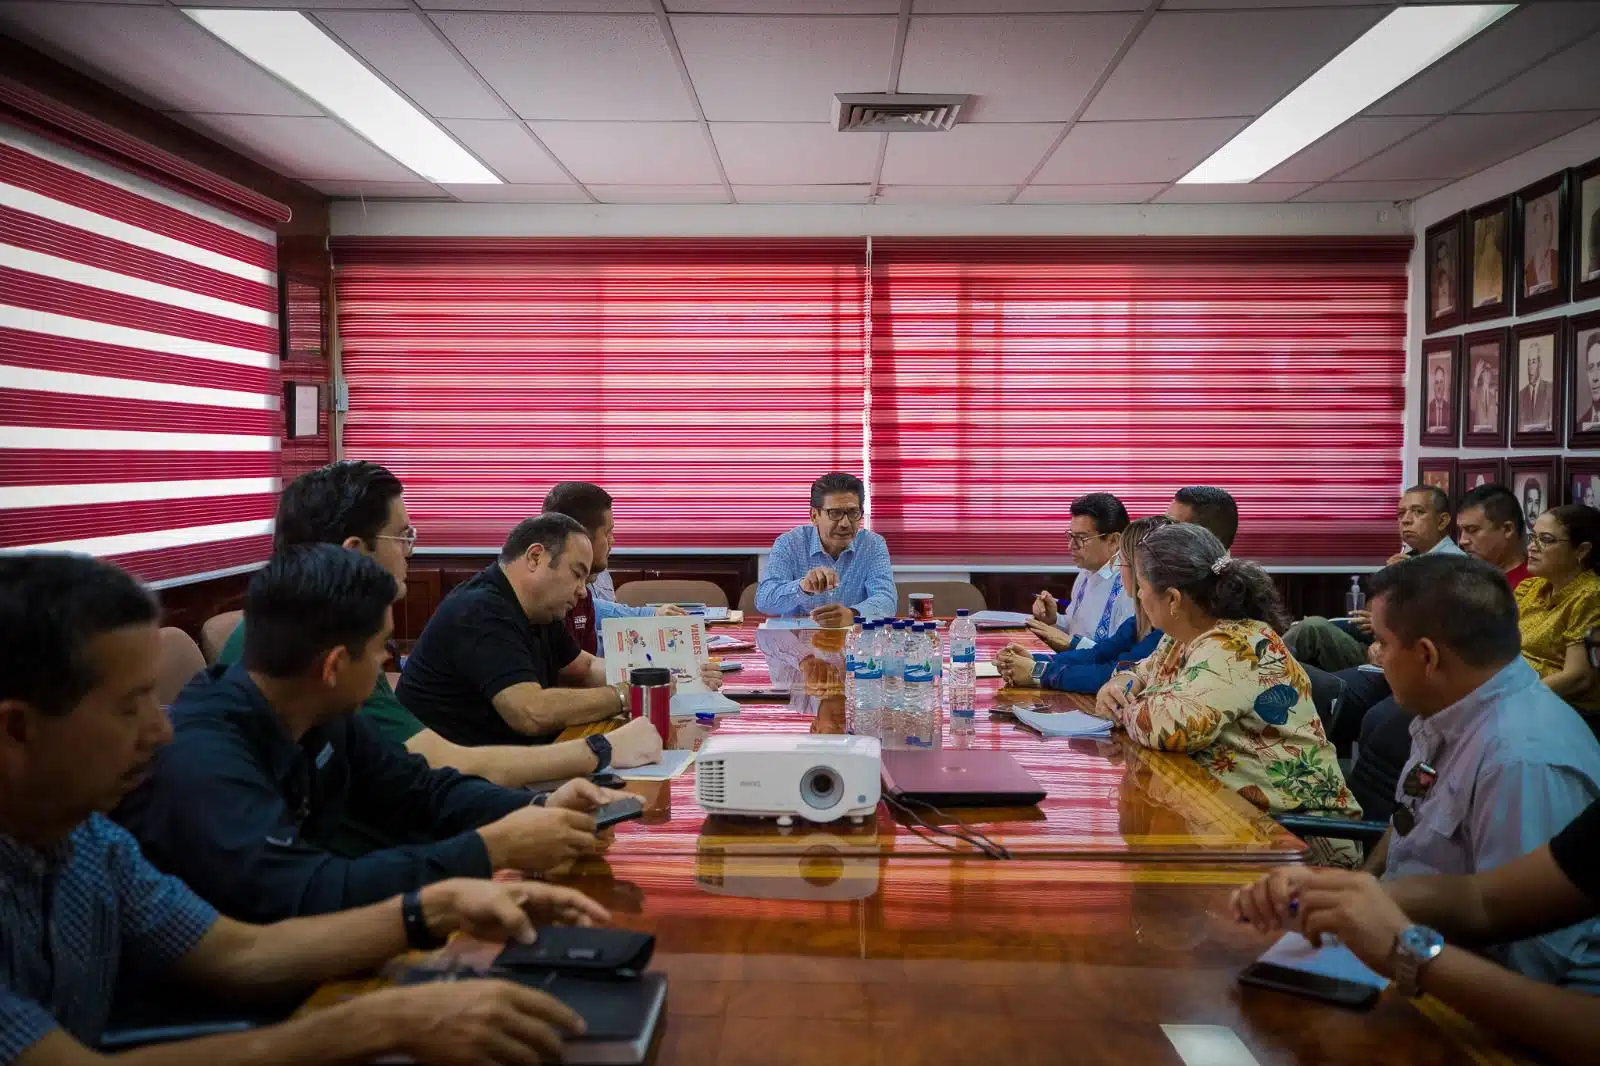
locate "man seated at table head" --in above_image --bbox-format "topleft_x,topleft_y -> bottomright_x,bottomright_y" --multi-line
1362,553 -> 1600,988
1456,483 -> 1529,588
754,472 -> 896,628
1166,485 -> 1239,549
542,480 -> 686,657
1,553 -> 607,1063
1028,492 -> 1131,653
117,545 -> 618,922
214,462 -> 661,798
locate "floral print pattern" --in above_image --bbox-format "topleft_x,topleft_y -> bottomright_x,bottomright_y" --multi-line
1121,618 -> 1363,867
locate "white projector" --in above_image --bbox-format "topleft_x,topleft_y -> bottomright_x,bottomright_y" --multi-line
694,734 -> 881,825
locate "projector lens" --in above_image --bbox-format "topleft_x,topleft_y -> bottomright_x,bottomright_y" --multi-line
800,766 -> 842,810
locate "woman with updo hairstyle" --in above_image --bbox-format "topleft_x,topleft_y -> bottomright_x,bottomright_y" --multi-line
1091,523 -> 1363,866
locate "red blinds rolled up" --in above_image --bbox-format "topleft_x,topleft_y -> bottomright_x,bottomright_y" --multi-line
869,237 -> 1412,562
0,121 -> 281,585
332,238 -> 866,550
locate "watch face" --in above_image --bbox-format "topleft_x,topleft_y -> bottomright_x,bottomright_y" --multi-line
1400,924 -> 1444,958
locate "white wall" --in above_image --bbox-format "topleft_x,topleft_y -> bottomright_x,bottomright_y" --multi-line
1406,118 -> 1600,482
330,199 -> 1410,238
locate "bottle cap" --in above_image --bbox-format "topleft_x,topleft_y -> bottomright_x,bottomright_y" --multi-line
694,712 -> 716,724
956,608 -> 970,616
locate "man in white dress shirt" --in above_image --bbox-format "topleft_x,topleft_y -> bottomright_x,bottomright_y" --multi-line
1030,493 -> 1132,652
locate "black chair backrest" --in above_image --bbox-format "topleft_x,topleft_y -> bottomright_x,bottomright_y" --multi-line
1304,666 -> 1346,735
1347,696 -> 1412,826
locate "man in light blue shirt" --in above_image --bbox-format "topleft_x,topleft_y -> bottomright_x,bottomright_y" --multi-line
756,472 -> 897,627
1366,554 -> 1600,990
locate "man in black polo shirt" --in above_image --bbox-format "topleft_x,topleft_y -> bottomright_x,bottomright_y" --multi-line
117,545 -> 614,921
398,514 -> 636,746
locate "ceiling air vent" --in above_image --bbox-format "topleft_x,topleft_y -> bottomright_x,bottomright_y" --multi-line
834,93 -> 970,133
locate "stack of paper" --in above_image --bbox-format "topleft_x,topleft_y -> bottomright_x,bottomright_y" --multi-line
616,749 -> 696,781
1258,933 -> 1390,989
1013,707 -> 1114,738
670,690 -> 741,718
758,618 -> 821,631
969,610 -> 1032,629
707,634 -> 753,652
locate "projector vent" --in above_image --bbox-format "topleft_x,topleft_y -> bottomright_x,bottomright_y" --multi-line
697,759 -> 725,807
834,93 -> 970,133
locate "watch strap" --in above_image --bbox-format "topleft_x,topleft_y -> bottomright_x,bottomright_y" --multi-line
586,732 -> 613,773
401,889 -> 445,950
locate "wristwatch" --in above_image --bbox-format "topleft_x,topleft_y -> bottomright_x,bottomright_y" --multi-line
1030,659 -> 1048,683
586,733 -> 613,773
1392,924 -> 1445,997
401,889 -> 446,950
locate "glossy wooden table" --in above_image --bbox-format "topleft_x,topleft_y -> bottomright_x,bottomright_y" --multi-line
565,623 -> 1308,863
428,853 -> 1531,1066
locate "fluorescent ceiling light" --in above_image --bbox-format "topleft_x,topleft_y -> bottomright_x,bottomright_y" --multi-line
183,8 -> 499,184
1180,4 -> 1515,184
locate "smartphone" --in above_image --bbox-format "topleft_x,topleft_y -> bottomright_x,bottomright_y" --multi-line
589,772 -> 625,790
1237,961 -> 1381,1010
719,661 -> 743,673
593,795 -> 645,831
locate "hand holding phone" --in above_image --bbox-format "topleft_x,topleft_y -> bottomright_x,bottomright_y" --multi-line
593,795 -> 646,831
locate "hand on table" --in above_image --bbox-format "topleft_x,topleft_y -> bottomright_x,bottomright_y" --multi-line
1025,618 -> 1073,652
654,604 -> 688,616
478,806 -> 598,874
418,878 -> 611,945
605,716 -> 663,770
1032,590 -> 1059,624
810,602 -> 855,629
1000,653 -> 1040,688
547,778 -> 630,814
1230,868 -> 1408,977
1093,671 -> 1142,720
377,978 -> 585,1066
699,660 -> 724,691
800,566 -> 840,594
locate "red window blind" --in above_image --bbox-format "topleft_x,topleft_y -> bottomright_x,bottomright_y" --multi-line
868,237 -> 1412,563
0,114 -> 286,585
332,238 -> 866,550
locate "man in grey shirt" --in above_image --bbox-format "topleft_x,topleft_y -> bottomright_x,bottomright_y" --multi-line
1366,554 -> 1600,988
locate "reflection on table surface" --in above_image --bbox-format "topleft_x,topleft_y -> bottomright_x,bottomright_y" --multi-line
566,622 -> 1307,862
441,853 -> 1531,1066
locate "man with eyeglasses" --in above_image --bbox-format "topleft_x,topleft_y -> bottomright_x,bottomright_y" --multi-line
1030,493 -> 1132,653
756,472 -> 896,628
1353,554 -> 1600,988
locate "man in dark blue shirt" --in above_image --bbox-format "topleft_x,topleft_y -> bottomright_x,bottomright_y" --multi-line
117,545 -> 618,922
1,553 -> 604,1064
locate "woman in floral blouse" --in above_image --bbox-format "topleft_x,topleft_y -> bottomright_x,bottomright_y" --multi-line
1092,523 -> 1362,867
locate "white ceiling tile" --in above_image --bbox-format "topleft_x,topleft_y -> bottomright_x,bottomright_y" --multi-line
0,4 -> 321,116
710,124 -> 880,184
1084,8 -> 1385,121
312,180 -> 447,198
529,122 -> 722,183
1015,184 -> 1165,203
440,120 -> 572,183
1160,0 -> 1396,8
875,185 -> 1016,203
591,185 -> 730,203
181,0 -> 409,7
442,183 -> 591,201
914,2 -> 1144,11
313,11 -> 507,121
669,2 -> 898,11
1463,32 -> 1600,114
1263,116 -> 1435,184
433,14 -> 696,120
420,1 -> 653,10
899,14 -> 1138,122
880,123 -> 1062,185
1033,117 -> 1247,184
36,0 -> 165,5
672,16 -> 898,123
1292,181 -> 1448,203
1337,111 -> 1600,182
175,114 -> 418,181
733,184 -> 872,203
1154,182 -> 1312,204
1369,3 -> 1600,117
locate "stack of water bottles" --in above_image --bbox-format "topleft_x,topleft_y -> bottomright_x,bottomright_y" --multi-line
844,608 -> 978,750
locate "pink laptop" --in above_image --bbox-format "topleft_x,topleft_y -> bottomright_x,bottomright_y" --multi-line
880,749 -> 1045,807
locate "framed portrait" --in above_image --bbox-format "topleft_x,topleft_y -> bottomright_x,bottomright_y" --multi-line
1459,458 -> 1506,497
1417,457 -> 1457,507
1508,456 -> 1560,529
1461,327 -> 1509,447
1465,197 -> 1512,322
1569,311 -> 1600,449
1514,170 -> 1570,315
1574,154 -> 1600,303
1511,319 -> 1564,449
1419,336 -> 1460,447
1424,213 -> 1465,332
1565,456 -> 1600,508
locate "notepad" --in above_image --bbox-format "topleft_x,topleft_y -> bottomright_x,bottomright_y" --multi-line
670,690 -> 741,718
616,749 -> 695,781
970,610 -> 1032,629
759,618 -> 821,630
1013,707 -> 1114,738
975,660 -> 1001,679
1258,933 -> 1390,989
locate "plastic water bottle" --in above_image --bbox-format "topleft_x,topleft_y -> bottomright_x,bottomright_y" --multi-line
949,609 -> 977,747
1346,576 -> 1366,615
843,622 -> 860,734
882,621 -> 908,748
909,622 -> 942,749
853,623 -> 882,740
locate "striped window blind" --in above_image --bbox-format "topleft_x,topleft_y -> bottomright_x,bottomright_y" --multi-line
332,238 -> 866,551
0,120 -> 283,586
869,237 -> 1412,562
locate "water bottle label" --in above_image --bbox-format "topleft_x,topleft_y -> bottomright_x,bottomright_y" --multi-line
904,665 -> 934,683
952,648 -> 976,664
844,654 -> 856,673
855,666 -> 883,681
951,708 -> 975,721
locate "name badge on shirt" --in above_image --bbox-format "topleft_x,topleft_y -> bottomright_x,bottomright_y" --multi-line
315,742 -> 334,769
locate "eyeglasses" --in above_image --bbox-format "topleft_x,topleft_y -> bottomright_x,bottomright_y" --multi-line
1067,531 -> 1110,549
1531,532 -> 1570,548
375,525 -> 419,558
820,508 -> 862,524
